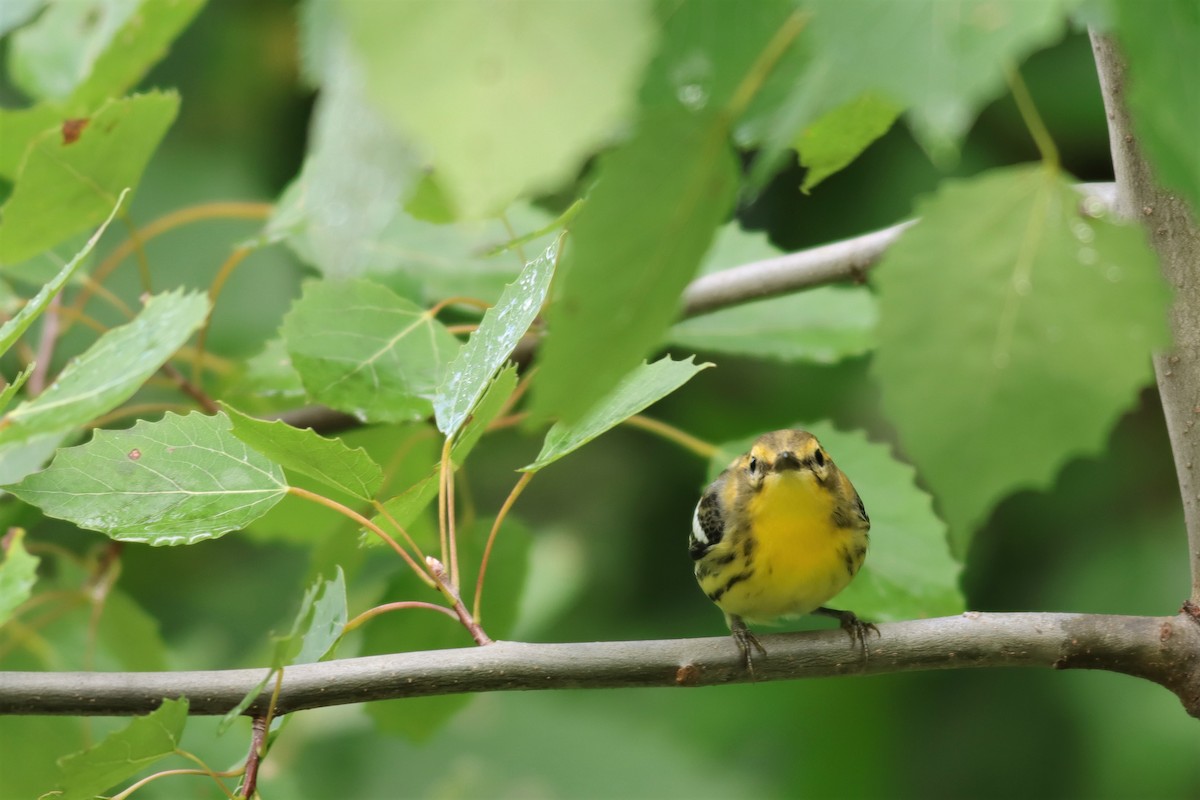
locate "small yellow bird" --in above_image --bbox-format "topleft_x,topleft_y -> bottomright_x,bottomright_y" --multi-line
690,429 -> 875,669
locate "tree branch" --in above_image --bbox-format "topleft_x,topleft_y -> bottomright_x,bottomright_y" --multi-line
1092,33 -> 1200,602
3,612 -> 1198,718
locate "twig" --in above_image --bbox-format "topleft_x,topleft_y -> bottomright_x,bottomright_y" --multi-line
3,612 -> 1197,718
1091,33 -> 1200,601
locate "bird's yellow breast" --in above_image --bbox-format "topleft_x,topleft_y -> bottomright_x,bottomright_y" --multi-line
703,471 -> 867,624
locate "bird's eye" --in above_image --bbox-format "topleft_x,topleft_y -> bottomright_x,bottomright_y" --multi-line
747,456 -> 759,475
813,449 -> 826,467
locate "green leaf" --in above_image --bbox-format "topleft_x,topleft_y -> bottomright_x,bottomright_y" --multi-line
0,289 -> 209,445
0,529 -> 40,627
0,91 -> 179,265
68,0 -> 206,109
525,356 -> 712,472
0,430 -> 67,487
872,165 -> 1170,555
5,411 -> 288,545
269,568 -> 348,668
223,403 -> 383,501
404,172 -> 456,225
9,0 -> 201,103
239,336 -> 305,399
1115,0 -> 1200,212
341,0 -> 656,219
0,103 -> 62,181
434,238 -> 558,435
293,567 -> 348,665
756,0 -> 1078,176
0,0 -> 42,38
638,0 -> 807,143
218,569 -> 347,733
364,515 -> 531,740
708,423 -> 962,622
672,288 -> 876,363
532,109 -> 737,424
797,92 -> 901,192
0,364 -> 33,415
266,22 -> 422,279
281,278 -> 461,423
0,189 -> 126,357
668,224 -> 877,362
372,365 -> 518,547
55,697 -> 188,800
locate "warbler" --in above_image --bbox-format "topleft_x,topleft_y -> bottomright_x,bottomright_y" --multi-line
690,429 -> 875,669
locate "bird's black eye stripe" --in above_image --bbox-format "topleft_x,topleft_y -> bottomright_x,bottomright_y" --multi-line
813,449 -> 826,467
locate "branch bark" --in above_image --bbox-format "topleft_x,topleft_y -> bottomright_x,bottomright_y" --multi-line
1092,33 -> 1200,602
3,612 -> 1198,718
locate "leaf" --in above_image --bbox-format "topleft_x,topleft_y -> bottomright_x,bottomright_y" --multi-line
0,430 -> 67,487
797,92 -> 901,192
872,165 -> 1170,555
67,0 -> 206,109
372,365 -> 518,547
0,289 -> 210,445
0,103 -> 62,181
672,289 -> 876,363
0,91 -> 179,265
637,0 -> 807,144
755,0 -> 1079,177
0,364 -> 33,415
0,529 -> 40,627
292,567 -> 348,665
341,0 -> 657,218
1115,0 -> 1200,212
219,569 -> 347,733
269,568 -> 349,669
5,411 -> 288,545
708,423 -> 962,622
0,189 -> 126,357
525,356 -> 712,471
668,224 -> 876,362
364,515 -> 531,740
531,108 -> 737,424
266,23 -> 422,279
239,336 -> 305,399
280,278 -> 461,423
434,237 -> 558,435
55,697 -> 188,800
9,0 -> 202,104
223,403 -> 383,501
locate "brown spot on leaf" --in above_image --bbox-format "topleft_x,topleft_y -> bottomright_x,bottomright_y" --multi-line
128,449 -> 141,460
62,118 -> 89,145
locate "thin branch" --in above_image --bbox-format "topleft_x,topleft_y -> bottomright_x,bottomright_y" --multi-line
1092,33 -> 1200,602
3,612 -> 1197,718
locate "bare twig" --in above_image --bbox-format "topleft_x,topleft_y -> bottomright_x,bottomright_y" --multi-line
1092,33 -> 1200,601
3,612 -> 1197,718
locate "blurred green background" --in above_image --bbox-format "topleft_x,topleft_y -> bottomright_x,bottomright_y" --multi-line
2,1 -> 1197,798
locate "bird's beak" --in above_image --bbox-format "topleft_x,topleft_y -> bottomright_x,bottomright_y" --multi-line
774,451 -> 802,472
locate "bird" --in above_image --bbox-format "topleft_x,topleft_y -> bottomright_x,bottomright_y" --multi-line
689,429 -> 876,672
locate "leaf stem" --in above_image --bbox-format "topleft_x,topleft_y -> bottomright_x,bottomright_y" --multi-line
120,213 -> 153,293
343,601 -> 459,635
287,486 -> 431,585
622,414 -> 717,460
194,245 -> 254,385
427,556 -> 492,645
486,200 -> 584,257
428,295 -> 492,317
726,9 -> 809,121
473,470 -> 535,624
64,201 -> 273,333
1007,65 -> 1060,171
439,435 -> 461,587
